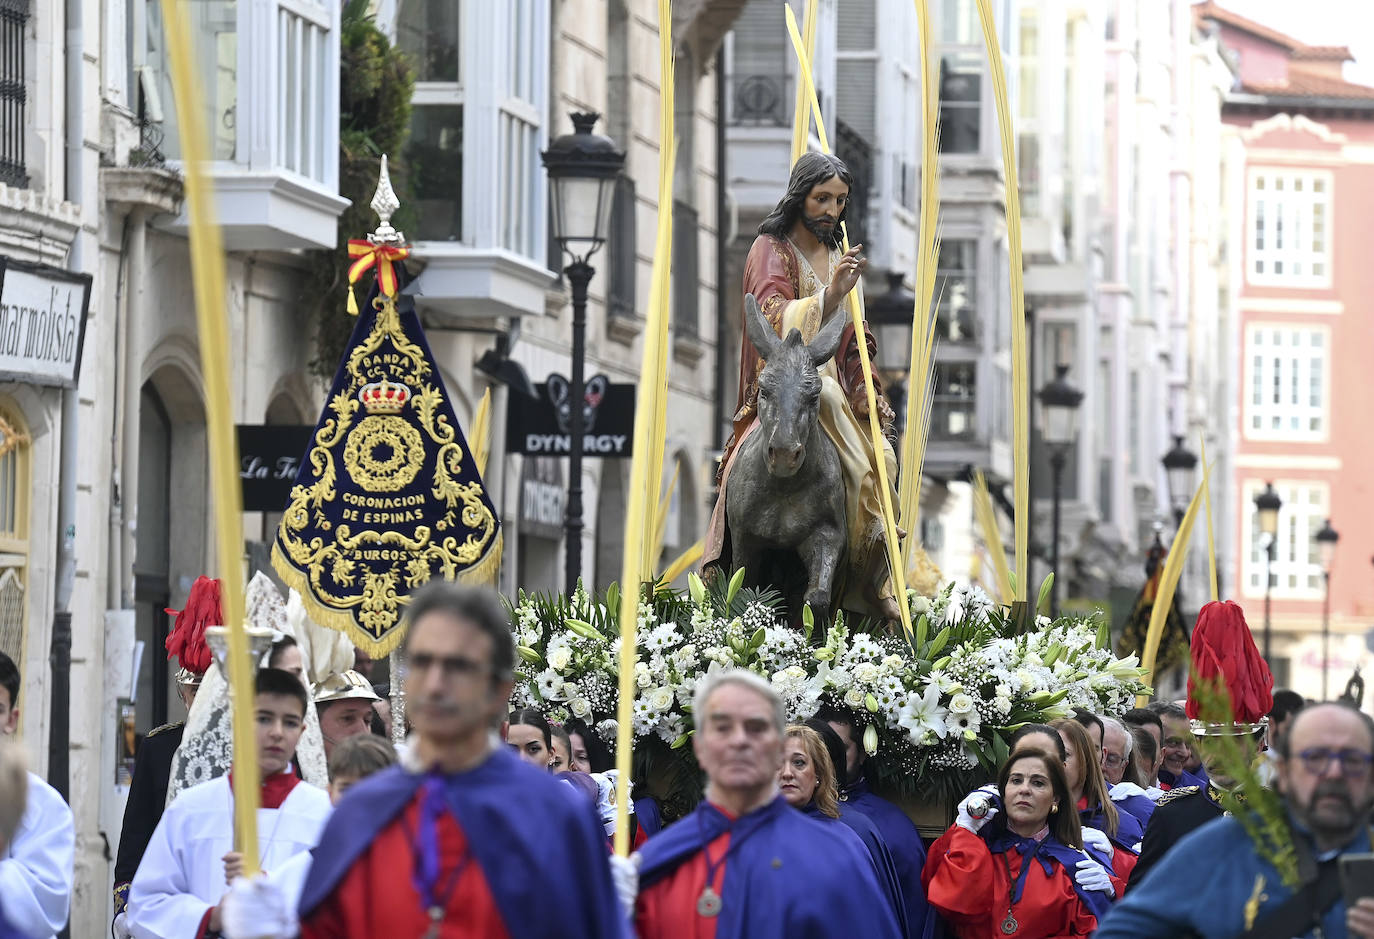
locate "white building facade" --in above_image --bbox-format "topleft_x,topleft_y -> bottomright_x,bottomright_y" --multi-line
10,0 -> 744,932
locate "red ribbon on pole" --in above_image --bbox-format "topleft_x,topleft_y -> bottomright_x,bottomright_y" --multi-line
346,240 -> 411,315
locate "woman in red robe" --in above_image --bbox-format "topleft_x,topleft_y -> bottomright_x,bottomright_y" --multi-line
1050,719 -> 1140,884
923,749 -> 1115,938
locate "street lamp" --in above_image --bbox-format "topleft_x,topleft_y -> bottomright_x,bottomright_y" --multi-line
1254,481 -> 1282,663
1315,517 -> 1340,699
1161,434 -> 1198,525
867,272 -> 916,433
1036,364 -> 1083,617
542,112 -> 625,594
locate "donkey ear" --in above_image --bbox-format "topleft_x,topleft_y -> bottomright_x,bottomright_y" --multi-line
808,304 -> 849,365
743,293 -> 781,362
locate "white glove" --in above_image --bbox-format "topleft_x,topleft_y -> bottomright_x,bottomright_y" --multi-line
221,873 -> 297,939
1074,857 -> 1115,897
609,852 -> 641,919
112,912 -> 132,939
1081,825 -> 1112,860
954,788 -> 999,833
1108,781 -> 1147,802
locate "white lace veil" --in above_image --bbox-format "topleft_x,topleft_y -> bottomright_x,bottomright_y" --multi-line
166,573 -> 348,804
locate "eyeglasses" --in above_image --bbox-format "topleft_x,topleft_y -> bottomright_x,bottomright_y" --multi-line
408,651 -> 492,680
1102,753 -> 1126,768
1295,747 -> 1374,779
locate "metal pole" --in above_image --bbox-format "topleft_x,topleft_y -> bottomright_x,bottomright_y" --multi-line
1263,538 -> 1274,663
564,261 -> 594,595
1050,447 -> 1064,618
1322,570 -> 1331,701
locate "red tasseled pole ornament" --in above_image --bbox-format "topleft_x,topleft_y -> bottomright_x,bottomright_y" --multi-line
1186,600 -> 1274,726
164,575 -> 223,675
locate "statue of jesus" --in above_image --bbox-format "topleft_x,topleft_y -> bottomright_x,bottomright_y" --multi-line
705,152 -> 901,623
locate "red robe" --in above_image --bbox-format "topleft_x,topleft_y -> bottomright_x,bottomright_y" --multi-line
300,790 -> 510,939
923,827 -> 1100,939
635,826 -> 731,939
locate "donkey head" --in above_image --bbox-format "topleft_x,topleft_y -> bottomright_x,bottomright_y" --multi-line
744,293 -> 846,478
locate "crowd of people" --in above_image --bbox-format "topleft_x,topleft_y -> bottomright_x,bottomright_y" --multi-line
1,580 -> 1373,937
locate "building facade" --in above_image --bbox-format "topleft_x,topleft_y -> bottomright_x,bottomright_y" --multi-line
1201,0 -> 1374,696
9,0 -> 745,931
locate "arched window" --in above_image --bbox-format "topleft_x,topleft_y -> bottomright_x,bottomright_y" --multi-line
0,400 -> 32,668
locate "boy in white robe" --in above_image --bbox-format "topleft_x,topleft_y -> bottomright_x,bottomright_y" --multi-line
128,668 -> 331,939
0,651 -> 75,939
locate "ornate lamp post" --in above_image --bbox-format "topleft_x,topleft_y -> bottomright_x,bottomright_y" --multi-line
1161,434 -> 1198,526
1254,482 -> 1282,663
867,272 -> 915,433
542,112 -> 625,594
1037,364 -> 1083,617
1315,517 -> 1340,699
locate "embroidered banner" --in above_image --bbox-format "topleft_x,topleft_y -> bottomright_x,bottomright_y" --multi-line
272,277 -> 501,657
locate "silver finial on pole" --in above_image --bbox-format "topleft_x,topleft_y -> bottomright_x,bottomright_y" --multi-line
368,154 -> 405,248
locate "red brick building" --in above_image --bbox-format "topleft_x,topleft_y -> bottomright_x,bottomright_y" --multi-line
1199,2 -> 1374,696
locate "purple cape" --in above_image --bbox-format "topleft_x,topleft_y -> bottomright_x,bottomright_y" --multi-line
297,747 -> 629,939
803,802 -> 909,936
843,775 -> 940,939
637,795 -> 901,939
1112,791 -> 1157,829
1081,801 -> 1146,852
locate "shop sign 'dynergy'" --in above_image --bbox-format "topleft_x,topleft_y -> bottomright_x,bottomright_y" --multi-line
273,159 -> 501,658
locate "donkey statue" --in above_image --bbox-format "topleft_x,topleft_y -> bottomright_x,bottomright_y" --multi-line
724,294 -> 848,626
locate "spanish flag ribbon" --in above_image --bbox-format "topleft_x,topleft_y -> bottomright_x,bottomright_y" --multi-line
346,240 -> 410,315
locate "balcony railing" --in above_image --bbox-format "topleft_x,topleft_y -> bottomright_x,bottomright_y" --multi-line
729,73 -> 790,127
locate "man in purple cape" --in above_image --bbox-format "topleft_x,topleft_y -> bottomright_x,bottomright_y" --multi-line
297,584 -> 628,938
819,707 -> 941,939
633,670 -> 900,939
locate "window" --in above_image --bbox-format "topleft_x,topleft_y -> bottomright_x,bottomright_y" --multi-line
607,175 -> 637,325
1243,480 -> 1327,599
727,1 -> 790,126
932,362 -> 977,440
938,0 -> 979,44
0,403 -> 28,669
136,0 -> 338,182
401,0 -> 464,241
1245,326 -> 1327,440
400,0 -> 547,262
935,240 -> 977,342
673,200 -> 699,338
1249,170 -> 1332,287
276,0 -> 333,181
938,55 -> 981,154
0,0 -> 29,186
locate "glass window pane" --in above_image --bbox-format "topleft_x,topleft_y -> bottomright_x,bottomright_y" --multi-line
406,105 -> 465,241
397,0 -> 460,83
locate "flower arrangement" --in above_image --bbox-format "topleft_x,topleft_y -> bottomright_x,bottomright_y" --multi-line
510,573 -> 1150,812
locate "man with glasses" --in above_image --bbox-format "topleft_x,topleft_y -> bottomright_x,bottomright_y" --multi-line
297,583 -> 628,938
1148,701 -> 1208,791
1099,701 -> 1374,938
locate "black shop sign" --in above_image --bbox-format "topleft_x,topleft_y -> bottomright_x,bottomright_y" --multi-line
507,373 -> 635,457
237,424 -> 315,512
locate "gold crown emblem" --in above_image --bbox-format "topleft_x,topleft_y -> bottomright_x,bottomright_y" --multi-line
359,379 -> 411,414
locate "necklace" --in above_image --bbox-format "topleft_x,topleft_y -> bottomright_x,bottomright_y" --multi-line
997,837 -> 1046,935
695,804 -> 769,919
405,775 -> 473,938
